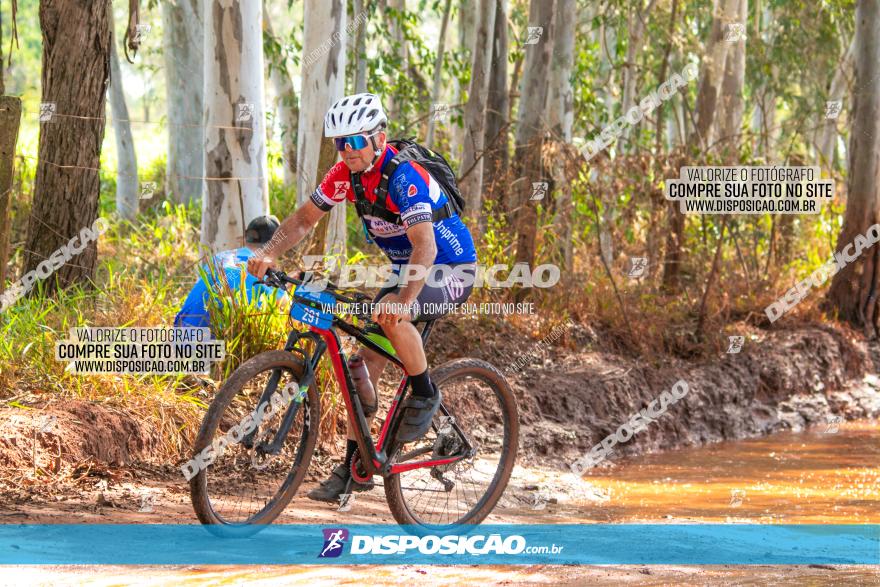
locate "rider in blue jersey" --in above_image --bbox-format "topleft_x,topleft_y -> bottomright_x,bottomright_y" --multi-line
247,93 -> 477,502
175,216 -> 285,331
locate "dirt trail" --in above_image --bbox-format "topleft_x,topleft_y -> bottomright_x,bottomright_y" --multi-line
1,323 -> 879,584
3,564 -> 878,586
473,323 -> 878,464
1,421 -> 878,584
3,323 -> 876,485
5,420 -> 876,525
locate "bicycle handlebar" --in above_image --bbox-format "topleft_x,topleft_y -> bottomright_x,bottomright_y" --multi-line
258,267 -> 374,319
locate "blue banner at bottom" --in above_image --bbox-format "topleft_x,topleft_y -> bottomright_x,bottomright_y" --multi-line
0,524 -> 877,565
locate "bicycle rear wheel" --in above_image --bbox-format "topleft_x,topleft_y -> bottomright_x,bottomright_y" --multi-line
384,358 -> 518,528
189,350 -> 320,536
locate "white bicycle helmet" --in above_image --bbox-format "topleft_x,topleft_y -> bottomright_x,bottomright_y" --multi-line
324,93 -> 388,138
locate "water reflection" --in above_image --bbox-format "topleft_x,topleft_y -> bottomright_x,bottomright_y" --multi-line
578,420 -> 879,523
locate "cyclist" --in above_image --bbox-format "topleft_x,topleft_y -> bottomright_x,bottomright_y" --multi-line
176,215 -> 285,330
247,93 -> 477,502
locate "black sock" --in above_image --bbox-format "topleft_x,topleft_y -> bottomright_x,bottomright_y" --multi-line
344,439 -> 358,469
410,370 -> 436,398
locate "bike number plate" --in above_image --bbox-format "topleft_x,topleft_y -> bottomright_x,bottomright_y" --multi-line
290,287 -> 335,330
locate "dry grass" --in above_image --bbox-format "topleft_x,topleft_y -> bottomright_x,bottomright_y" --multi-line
1,203 -> 217,462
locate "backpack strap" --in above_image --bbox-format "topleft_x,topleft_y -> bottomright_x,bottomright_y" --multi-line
352,152 -> 459,226
374,151 -> 457,223
351,171 -> 400,224
374,157 -> 403,208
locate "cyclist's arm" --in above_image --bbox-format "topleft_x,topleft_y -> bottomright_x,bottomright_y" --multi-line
247,200 -> 325,279
398,222 -> 437,305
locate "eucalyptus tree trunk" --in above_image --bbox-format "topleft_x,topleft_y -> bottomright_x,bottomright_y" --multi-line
298,0 -> 347,259
109,25 -> 138,221
716,0 -> 748,163
484,0 -> 510,206
547,0 -> 575,271
664,0 -> 737,291
598,18 -> 617,121
512,0 -> 555,268
692,0 -> 739,148
452,0 -> 477,159
750,3 -> 778,161
667,94 -> 685,147
825,0 -> 880,336
263,0 -> 298,187
353,0 -> 369,94
595,7 -> 617,268
617,0 -> 658,152
0,97 -> 21,296
202,0 -> 270,252
547,0 -> 575,141
426,0 -> 453,148
459,0 -> 496,219
818,38 -> 854,168
162,0 -> 204,205
23,0 -> 111,292
752,86 -> 778,160
384,0 -> 407,123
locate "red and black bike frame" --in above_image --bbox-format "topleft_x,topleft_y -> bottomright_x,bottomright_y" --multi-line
269,277 -> 473,481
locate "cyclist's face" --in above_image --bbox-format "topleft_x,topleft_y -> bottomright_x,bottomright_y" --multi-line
340,131 -> 385,172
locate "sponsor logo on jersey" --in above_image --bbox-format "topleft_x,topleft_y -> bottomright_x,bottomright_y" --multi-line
445,271 -> 465,299
401,202 -> 433,227
333,181 -> 350,199
365,217 -> 406,237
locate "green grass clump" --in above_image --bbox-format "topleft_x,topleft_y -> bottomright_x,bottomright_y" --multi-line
201,257 -> 292,378
0,201 -> 239,458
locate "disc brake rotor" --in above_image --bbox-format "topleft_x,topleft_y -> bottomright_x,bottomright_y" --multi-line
250,427 -> 280,471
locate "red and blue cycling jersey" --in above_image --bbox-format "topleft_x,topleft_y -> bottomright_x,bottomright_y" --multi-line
310,145 -> 477,265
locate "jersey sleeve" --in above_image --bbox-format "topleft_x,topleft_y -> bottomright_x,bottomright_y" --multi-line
310,161 -> 352,211
391,161 -> 442,229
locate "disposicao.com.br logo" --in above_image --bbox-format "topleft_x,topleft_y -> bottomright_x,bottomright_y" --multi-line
319,528 -> 349,558
319,527 -> 563,557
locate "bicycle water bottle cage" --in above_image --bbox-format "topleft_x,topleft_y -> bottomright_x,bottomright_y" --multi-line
289,287 -> 336,330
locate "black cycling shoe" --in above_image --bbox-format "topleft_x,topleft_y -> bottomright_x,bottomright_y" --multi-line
395,384 -> 442,443
306,463 -> 374,503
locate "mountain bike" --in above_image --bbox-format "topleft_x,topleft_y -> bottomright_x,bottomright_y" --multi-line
189,268 -> 518,534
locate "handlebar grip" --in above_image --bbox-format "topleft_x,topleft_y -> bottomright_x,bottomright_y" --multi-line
264,267 -> 283,280
257,267 -> 289,289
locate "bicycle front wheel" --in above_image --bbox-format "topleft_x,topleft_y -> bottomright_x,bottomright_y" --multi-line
384,358 -> 519,528
189,350 -> 321,535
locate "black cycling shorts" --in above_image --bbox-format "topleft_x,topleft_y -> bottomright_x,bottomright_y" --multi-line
371,263 -> 475,323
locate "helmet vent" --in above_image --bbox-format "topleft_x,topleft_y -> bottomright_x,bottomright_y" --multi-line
324,93 -> 387,137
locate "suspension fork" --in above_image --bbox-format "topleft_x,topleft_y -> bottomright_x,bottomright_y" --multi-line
243,330 -> 325,452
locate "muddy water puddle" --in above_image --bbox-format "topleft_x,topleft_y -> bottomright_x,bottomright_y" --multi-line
565,420 -> 880,523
